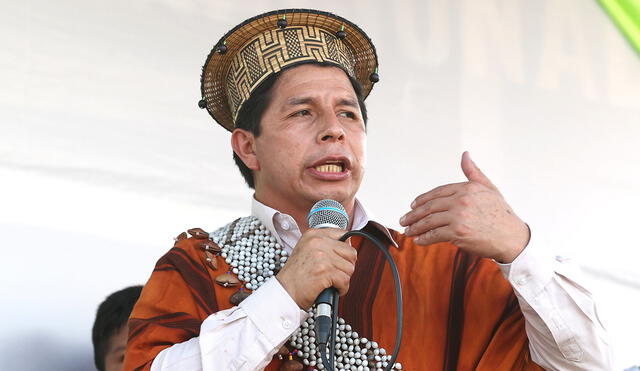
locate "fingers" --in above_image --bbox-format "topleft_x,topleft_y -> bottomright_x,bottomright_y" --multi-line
409,152 -> 500,216
461,151 -> 497,190
332,270 -> 353,296
309,243 -> 355,294
400,195 -> 454,227
409,183 -> 464,210
310,234 -> 356,295
403,210 -> 451,237
306,227 -> 347,240
331,239 -> 358,265
277,228 -> 357,308
304,228 -> 356,264
413,226 -> 451,245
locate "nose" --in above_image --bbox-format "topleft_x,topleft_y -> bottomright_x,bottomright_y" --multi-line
317,114 -> 345,143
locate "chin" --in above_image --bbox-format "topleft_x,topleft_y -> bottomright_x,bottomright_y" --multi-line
299,177 -> 361,205
308,188 -> 355,204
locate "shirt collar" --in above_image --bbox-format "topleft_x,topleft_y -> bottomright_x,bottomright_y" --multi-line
251,197 -> 281,244
251,197 -> 397,249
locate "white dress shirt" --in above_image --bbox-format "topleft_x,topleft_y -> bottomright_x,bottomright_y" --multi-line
150,198 -> 612,371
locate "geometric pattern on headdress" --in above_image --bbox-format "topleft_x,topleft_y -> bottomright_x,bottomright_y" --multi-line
200,9 -> 378,131
225,26 -> 355,124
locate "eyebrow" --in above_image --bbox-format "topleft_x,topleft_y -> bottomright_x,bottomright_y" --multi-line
286,97 -> 359,108
286,97 -> 312,106
338,98 -> 359,108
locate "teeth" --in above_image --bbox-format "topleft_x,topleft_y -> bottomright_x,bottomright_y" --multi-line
315,164 -> 343,173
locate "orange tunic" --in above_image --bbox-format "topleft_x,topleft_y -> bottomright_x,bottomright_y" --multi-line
124,224 -> 543,370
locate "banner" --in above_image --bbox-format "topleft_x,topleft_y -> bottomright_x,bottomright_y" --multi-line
598,0 -> 640,55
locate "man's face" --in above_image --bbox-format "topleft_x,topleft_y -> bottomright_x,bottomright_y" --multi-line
104,325 -> 128,371
252,64 -> 367,214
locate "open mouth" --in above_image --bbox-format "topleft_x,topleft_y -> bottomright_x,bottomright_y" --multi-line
308,158 -> 351,179
314,161 -> 344,173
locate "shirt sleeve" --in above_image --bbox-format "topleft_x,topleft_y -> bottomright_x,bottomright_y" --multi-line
150,277 -> 309,371
496,233 -> 613,370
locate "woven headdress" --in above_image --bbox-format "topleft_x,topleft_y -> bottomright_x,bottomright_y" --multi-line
199,9 -> 379,131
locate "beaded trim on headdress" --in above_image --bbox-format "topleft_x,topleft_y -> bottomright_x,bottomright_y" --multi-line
206,216 -> 401,370
199,9 -> 379,131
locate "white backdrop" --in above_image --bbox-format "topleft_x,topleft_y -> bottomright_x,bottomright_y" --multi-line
1,0 -> 639,369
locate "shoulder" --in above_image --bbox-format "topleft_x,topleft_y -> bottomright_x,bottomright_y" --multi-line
156,227 -> 222,272
157,216 -> 253,274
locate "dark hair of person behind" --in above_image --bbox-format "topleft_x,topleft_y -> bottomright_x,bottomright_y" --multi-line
233,62 -> 369,189
92,285 -> 143,371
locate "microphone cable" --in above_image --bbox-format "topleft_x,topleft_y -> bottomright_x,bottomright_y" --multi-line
317,229 -> 403,371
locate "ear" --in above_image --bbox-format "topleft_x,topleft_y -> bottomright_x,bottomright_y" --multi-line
231,129 -> 260,171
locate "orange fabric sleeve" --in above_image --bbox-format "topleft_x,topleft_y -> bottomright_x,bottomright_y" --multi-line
124,241 -> 216,371
123,237 -> 284,371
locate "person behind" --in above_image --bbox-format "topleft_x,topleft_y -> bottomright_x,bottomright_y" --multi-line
124,9 -> 611,371
93,285 -> 143,371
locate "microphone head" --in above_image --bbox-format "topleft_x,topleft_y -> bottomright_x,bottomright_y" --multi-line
307,199 -> 349,229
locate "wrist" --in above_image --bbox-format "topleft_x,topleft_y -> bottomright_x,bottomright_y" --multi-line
275,273 -> 310,309
495,222 -> 530,263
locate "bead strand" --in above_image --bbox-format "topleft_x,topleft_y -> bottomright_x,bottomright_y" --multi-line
210,217 -> 401,370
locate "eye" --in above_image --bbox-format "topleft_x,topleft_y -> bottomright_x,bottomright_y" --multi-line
292,109 -> 311,117
338,111 -> 357,119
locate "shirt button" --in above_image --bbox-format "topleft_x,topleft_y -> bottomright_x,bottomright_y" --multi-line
516,276 -> 529,285
281,221 -> 290,230
282,320 -> 292,329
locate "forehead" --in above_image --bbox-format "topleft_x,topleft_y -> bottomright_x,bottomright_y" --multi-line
270,64 -> 356,98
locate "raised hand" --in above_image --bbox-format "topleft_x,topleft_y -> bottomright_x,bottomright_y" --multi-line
276,228 -> 357,309
399,151 -> 530,263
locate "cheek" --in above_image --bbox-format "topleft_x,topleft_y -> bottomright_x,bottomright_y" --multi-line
257,139 -> 303,175
361,150 -> 367,169
354,134 -> 367,167
255,137 -> 282,163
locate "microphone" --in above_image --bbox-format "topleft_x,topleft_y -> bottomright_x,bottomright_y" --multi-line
307,199 -> 349,347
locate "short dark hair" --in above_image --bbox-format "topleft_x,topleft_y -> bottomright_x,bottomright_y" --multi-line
233,62 -> 369,189
92,285 -> 143,371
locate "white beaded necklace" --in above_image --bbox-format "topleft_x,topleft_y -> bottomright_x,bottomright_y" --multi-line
212,216 -> 286,291
211,216 -> 401,370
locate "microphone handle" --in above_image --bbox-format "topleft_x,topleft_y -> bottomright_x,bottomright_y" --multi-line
312,222 -> 340,312
315,287 -> 337,345
316,287 -> 336,306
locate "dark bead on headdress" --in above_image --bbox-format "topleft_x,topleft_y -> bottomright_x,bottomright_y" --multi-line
198,99 -> 207,109
216,44 -> 227,54
369,72 -> 380,83
277,18 -> 287,29
336,30 -> 346,39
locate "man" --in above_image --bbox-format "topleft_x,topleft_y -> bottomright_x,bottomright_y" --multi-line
124,9 -> 611,370
93,285 -> 143,371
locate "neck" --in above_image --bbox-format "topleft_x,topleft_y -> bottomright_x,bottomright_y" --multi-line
254,194 -> 356,233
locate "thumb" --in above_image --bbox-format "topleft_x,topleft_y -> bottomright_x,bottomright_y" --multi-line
461,151 -> 496,189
